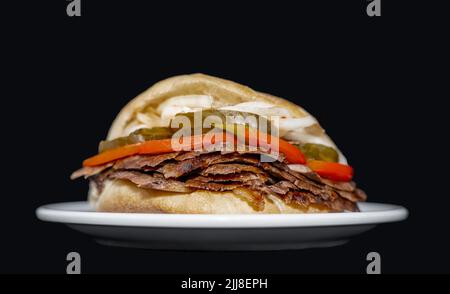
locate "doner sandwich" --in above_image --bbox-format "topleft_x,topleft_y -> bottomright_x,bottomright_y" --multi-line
71,74 -> 366,213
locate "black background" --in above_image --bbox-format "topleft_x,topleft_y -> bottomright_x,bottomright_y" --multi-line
1,1 -> 448,273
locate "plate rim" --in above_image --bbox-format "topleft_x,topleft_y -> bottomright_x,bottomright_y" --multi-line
36,201 -> 408,228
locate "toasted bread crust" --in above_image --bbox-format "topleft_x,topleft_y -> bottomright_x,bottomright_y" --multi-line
92,180 -> 330,214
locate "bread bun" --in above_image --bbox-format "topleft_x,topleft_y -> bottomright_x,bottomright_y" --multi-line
91,179 -> 329,214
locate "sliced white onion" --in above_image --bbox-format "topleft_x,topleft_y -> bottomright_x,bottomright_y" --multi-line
156,95 -> 214,124
160,105 -> 196,124
336,149 -> 348,164
136,112 -> 160,126
277,116 -> 319,136
220,102 -> 292,118
123,123 -> 149,136
288,164 -> 313,173
283,130 -> 335,146
156,95 -> 213,114
266,194 -> 287,213
278,116 -> 318,130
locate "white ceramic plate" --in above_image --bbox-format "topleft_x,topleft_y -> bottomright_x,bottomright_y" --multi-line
36,202 -> 408,250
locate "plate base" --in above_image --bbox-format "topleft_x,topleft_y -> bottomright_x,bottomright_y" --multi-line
95,238 -> 350,251
68,223 -> 374,251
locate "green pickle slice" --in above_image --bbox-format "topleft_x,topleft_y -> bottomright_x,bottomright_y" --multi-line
98,110 -> 278,153
295,143 -> 339,162
172,109 -> 272,134
98,127 -> 174,153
